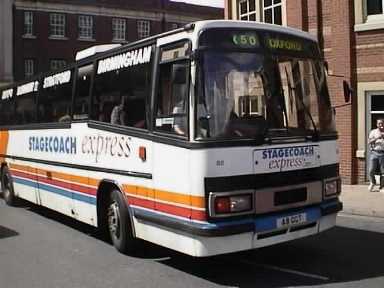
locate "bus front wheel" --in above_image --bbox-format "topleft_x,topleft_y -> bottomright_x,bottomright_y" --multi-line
107,189 -> 135,254
1,166 -> 17,206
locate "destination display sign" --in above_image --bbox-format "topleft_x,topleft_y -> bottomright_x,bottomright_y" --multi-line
232,33 -> 260,48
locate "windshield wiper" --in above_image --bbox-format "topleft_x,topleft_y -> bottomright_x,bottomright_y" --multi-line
284,66 -> 319,140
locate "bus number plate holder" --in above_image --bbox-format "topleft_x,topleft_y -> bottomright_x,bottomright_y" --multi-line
276,213 -> 307,228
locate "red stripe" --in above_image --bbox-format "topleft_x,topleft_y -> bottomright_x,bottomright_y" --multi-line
11,169 -> 38,181
127,195 -> 207,221
11,169 -> 97,196
127,196 -> 154,210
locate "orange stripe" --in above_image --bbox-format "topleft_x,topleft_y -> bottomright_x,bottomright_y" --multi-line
123,185 -> 205,209
10,163 -> 205,209
10,163 -> 99,187
0,131 -> 9,163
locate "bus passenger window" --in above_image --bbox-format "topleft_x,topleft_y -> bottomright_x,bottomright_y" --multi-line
0,88 -> 15,126
39,69 -> 73,123
92,45 -> 153,129
13,80 -> 39,125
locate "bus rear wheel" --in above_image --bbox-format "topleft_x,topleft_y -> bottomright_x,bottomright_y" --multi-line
107,189 -> 136,254
1,166 -> 17,206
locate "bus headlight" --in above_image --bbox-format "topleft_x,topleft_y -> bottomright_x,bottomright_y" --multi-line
210,193 -> 253,217
324,178 -> 341,198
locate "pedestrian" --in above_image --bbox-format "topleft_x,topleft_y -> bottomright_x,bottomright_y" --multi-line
368,118 -> 384,192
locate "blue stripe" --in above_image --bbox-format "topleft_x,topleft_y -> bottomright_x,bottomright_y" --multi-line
254,207 -> 321,232
133,206 -> 322,233
13,177 -> 96,205
13,177 -> 39,189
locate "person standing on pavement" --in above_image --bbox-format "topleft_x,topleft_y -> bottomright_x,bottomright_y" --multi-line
368,118 -> 384,191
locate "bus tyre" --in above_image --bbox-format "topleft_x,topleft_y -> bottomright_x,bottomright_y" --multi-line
107,189 -> 135,254
1,166 -> 17,206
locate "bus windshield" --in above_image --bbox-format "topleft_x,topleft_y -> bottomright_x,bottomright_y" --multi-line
196,44 -> 335,141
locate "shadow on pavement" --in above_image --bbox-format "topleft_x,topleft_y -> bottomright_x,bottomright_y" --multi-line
154,226 -> 384,287
10,200 -> 384,287
0,225 -> 19,239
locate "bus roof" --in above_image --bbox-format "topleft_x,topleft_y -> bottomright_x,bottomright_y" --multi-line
1,20 -> 318,92
192,20 -> 317,42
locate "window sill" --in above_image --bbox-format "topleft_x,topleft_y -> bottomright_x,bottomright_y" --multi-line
112,39 -> 128,44
22,34 -> 36,39
48,36 -> 68,40
355,20 -> 384,32
356,150 -> 365,158
77,37 -> 96,42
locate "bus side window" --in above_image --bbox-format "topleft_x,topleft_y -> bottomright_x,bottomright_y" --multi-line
39,69 -> 74,123
73,64 -> 93,121
92,46 -> 152,129
14,80 -> 39,125
0,88 -> 15,126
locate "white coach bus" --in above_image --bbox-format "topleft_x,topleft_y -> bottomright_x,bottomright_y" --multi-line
0,20 -> 342,257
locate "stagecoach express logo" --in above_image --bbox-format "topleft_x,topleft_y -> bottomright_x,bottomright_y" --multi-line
253,145 -> 320,173
28,134 -> 132,163
97,46 -> 152,75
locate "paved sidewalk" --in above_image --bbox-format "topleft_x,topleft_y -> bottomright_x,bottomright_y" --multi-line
341,184 -> 384,218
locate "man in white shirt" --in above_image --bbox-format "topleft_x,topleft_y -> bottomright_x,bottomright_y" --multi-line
368,118 -> 384,192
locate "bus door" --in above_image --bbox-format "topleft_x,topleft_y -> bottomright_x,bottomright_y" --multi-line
36,69 -> 75,216
71,64 -> 97,225
12,81 -> 39,204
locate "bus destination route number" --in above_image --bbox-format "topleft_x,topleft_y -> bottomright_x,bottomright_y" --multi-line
276,213 -> 307,228
232,34 -> 259,48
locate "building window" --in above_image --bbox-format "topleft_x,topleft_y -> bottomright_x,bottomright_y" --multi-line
367,0 -> 383,15
50,59 -> 67,71
50,13 -> 66,37
24,59 -> 34,78
24,11 -> 33,36
78,15 -> 93,40
137,20 -> 150,39
263,0 -> 282,25
112,18 -> 126,41
367,0 -> 384,18
238,0 -> 257,21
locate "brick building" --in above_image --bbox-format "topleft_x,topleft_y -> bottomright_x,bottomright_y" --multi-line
0,0 -> 222,84
225,0 -> 384,184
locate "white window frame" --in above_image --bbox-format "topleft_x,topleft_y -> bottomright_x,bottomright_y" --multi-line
24,11 -> 33,36
24,59 -> 34,78
238,0 -> 258,21
137,20 -> 150,39
50,59 -> 67,71
366,0 -> 384,21
50,13 -> 66,38
262,0 -> 283,25
78,15 -> 94,40
112,18 -> 126,41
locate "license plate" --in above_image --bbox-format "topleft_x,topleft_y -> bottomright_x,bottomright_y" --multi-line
277,213 -> 307,228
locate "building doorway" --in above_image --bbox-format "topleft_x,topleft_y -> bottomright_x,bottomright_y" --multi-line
366,92 -> 384,180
